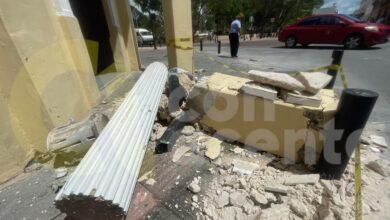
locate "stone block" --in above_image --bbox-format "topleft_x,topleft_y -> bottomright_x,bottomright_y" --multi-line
247,70 -> 305,91
282,91 -> 322,107
240,82 -> 277,100
296,72 -> 332,94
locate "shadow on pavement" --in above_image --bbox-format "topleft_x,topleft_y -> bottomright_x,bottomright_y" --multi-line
218,55 -> 233,58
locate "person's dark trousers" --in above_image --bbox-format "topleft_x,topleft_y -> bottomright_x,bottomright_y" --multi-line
229,33 -> 239,57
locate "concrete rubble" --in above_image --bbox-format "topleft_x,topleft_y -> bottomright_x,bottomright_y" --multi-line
204,137 -> 222,160
239,82 -> 277,100
172,146 -> 192,163
370,135 -> 388,148
295,71 -> 332,94
284,174 -> 320,186
366,160 -> 388,177
247,70 -> 305,91
282,91 -> 322,107
2,64 -> 390,220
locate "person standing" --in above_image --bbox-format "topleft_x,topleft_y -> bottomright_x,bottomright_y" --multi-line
229,14 -> 242,57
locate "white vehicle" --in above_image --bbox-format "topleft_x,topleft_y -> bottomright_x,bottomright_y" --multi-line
135,28 -> 154,46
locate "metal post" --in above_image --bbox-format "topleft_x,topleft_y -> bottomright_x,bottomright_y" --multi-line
317,88 -> 378,179
200,39 -> 203,51
326,50 -> 344,89
218,41 -> 221,54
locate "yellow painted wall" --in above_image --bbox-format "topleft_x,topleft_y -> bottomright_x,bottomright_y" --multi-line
116,0 -> 141,71
162,0 -> 193,72
0,18 -> 52,183
0,0 -> 102,183
57,15 -> 102,106
102,0 -> 132,73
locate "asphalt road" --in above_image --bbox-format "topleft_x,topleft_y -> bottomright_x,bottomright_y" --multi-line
139,39 -> 390,136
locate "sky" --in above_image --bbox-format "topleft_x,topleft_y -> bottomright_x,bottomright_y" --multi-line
322,0 -> 362,14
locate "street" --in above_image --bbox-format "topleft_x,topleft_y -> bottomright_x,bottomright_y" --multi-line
139,39 -> 390,137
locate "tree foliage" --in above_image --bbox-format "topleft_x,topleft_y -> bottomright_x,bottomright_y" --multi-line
132,0 -> 324,36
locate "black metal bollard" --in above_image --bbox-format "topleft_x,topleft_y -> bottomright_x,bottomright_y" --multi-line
317,88 -> 378,179
218,41 -> 221,54
200,39 -> 203,51
326,50 -> 344,89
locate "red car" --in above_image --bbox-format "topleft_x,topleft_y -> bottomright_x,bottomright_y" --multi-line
278,14 -> 389,49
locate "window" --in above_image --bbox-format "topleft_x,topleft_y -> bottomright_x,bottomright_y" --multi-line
339,14 -> 363,23
318,16 -> 339,25
298,17 -> 321,26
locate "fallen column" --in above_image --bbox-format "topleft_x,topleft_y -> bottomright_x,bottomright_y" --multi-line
55,62 -> 168,219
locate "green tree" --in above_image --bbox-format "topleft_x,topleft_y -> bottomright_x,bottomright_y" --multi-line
133,0 -> 165,40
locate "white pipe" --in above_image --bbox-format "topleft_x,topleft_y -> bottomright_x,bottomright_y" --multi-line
55,62 -> 168,216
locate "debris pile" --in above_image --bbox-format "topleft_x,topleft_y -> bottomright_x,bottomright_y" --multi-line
245,70 -> 332,107
169,128 -> 390,220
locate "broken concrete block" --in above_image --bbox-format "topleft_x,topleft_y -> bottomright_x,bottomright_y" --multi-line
232,147 -> 244,155
264,184 -> 289,195
145,178 -> 156,186
229,190 -> 248,207
55,168 -> 68,179
172,146 -> 191,163
247,70 -> 305,91
370,135 -> 388,148
239,82 -> 277,100
290,199 -> 309,217
188,181 -> 201,194
232,159 -> 260,175
282,91 -> 322,107
158,94 -> 171,123
295,72 -> 332,94
366,160 -> 387,176
250,190 -> 268,205
261,204 -> 290,219
284,174 -> 320,186
360,135 -> 372,145
215,191 -> 230,208
181,125 -> 195,136
205,137 -> 222,160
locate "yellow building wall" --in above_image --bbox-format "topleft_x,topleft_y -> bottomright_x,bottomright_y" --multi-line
102,0 -> 132,73
0,0 -> 102,183
116,0 -> 141,71
57,15 -> 102,106
0,18 -> 52,183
